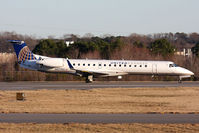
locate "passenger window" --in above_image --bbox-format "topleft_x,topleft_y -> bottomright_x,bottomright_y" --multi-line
140,65 -> 142,67
104,64 -> 106,66
114,64 -> 116,67
145,65 -> 147,67
119,64 -> 121,67
109,64 -> 111,67
99,64 -> 101,66
83,64 -> 85,66
129,65 -> 131,67
124,65 -> 126,67
93,64 -> 95,66
88,64 -> 90,66
134,65 -> 137,67
73,63 -> 75,66
78,63 -> 80,66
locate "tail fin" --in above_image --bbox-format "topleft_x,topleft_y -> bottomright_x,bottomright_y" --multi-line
8,40 -> 36,61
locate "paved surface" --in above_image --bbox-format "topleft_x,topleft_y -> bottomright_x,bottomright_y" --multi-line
0,82 -> 198,124
0,81 -> 199,90
0,113 -> 199,124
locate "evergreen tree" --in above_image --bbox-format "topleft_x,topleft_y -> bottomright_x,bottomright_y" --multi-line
192,42 -> 199,57
149,39 -> 175,57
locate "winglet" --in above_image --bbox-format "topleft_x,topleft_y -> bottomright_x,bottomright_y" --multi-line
67,59 -> 74,69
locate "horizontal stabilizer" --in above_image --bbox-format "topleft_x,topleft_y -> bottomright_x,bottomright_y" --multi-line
8,40 -> 24,44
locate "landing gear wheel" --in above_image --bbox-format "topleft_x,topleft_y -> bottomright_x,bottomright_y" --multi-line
85,75 -> 93,83
178,77 -> 182,83
151,75 -> 158,81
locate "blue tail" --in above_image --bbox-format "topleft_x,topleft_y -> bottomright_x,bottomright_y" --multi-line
8,40 -> 36,61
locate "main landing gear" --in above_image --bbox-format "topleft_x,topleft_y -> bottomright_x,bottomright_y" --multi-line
85,75 -> 93,83
178,79 -> 182,83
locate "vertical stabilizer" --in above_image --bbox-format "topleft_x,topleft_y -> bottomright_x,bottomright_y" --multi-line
8,40 -> 36,61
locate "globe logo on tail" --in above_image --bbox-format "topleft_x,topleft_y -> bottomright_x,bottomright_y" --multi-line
18,46 -> 36,61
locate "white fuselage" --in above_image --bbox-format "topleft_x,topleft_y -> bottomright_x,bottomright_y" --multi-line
69,59 -> 193,77
19,56 -> 194,79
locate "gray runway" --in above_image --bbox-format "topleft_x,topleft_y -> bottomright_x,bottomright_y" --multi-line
0,81 -> 199,90
0,82 -> 199,124
0,113 -> 199,124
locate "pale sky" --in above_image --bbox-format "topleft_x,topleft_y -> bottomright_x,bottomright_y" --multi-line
0,0 -> 198,38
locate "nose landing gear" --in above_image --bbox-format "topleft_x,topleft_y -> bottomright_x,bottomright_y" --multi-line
178,76 -> 183,83
178,75 -> 193,83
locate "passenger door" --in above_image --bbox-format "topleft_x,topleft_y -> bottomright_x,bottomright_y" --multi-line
152,64 -> 157,74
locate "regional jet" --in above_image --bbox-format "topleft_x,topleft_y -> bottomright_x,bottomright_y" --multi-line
9,40 -> 194,83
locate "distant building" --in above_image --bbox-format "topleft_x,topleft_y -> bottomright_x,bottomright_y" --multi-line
65,41 -> 74,47
175,48 -> 192,57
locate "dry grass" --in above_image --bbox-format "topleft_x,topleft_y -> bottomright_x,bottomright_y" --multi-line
0,53 -> 15,64
0,123 -> 199,133
0,87 -> 199,113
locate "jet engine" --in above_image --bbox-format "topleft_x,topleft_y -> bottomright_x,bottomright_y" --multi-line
36,58 -> 64,68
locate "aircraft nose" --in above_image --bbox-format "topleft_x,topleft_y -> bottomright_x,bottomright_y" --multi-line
187,70 -> 194,75
181,68 -> 194,76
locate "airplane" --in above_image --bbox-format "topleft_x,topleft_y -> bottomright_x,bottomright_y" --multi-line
9,40 -> 194,83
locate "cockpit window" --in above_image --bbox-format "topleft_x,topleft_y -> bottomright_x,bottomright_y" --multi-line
169,64 -> 178,67
174,64 -> 178,67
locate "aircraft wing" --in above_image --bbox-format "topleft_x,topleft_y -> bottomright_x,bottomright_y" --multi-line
76,69 -> 108,76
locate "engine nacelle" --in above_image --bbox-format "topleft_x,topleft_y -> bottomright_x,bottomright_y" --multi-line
36,58 -> 64,68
